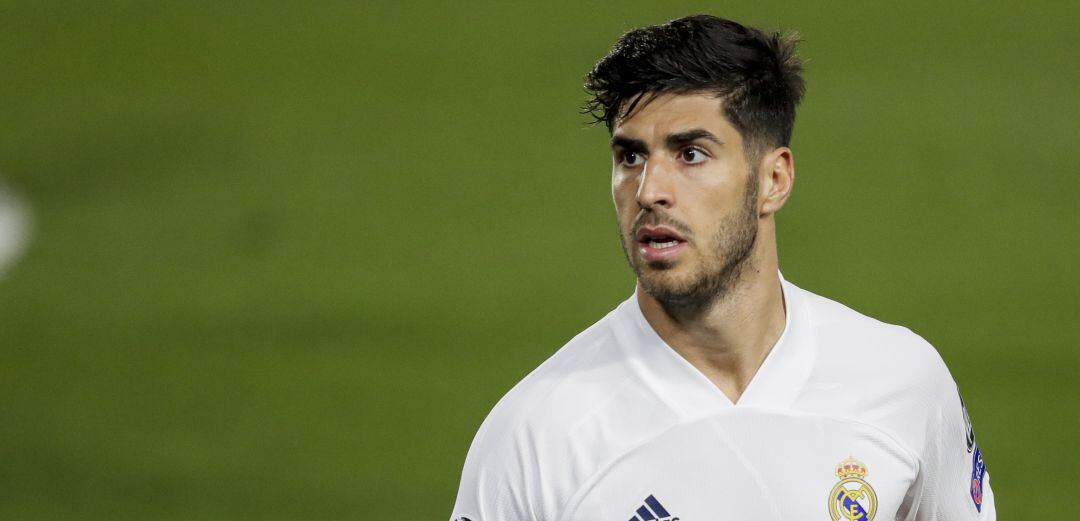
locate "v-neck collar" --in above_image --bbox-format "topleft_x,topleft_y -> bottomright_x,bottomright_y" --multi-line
612,273 -> 816,418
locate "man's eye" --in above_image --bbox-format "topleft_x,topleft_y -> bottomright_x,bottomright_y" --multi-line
620,152 -> 645,167
680,148 -> 707,164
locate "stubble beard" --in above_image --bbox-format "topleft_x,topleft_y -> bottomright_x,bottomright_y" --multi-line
620,171 -> 759,320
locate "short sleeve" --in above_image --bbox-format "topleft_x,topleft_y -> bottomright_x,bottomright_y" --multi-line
449,408 -> 539,521
913,379 -> 996,520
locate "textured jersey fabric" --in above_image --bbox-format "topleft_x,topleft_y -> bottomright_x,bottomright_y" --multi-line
450,275 -> 995,520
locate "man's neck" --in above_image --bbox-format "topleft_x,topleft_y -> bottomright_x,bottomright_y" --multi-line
636,260 -> 787,404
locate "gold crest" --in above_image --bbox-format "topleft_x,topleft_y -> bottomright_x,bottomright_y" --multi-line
828,457 -> 877,521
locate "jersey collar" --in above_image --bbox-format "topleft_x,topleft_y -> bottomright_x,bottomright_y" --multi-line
612,272 -> 817,417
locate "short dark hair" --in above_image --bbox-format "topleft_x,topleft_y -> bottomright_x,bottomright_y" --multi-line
584,15 -> 805,154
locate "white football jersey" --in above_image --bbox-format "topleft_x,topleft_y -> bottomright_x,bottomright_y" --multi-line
450,275 -> 994,520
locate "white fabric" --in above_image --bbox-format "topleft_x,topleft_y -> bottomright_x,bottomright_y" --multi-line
450,276 -> 995,520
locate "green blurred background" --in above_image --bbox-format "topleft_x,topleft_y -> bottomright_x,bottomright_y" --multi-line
1,0 -> 1076,518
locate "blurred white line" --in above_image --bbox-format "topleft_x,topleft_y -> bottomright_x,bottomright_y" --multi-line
0,178 -> 32,281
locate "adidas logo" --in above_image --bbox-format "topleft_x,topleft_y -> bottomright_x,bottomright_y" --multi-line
628,494 -> 678,521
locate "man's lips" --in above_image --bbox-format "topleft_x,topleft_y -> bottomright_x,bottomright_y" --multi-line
636,225 -> 686,243
635,225 -> 687,262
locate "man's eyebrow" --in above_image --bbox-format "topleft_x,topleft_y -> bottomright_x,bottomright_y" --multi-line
610,135 -> 647,153
666,129 -> 723,148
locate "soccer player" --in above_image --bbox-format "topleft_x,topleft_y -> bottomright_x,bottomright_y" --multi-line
450,14 -> 994,520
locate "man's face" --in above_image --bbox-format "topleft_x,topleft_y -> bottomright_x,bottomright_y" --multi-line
611,92 -> 760,311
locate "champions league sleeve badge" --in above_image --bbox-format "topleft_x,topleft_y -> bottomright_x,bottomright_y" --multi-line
970,444 -> 986,512
959,388 -> 987,512
828,457 -> 877,521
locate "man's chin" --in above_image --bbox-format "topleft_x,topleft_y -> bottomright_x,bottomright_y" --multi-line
637,268 -> 697,295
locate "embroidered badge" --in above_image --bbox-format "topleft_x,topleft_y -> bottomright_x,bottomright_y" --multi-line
959,386 -> 986,510
829,457 -> 877,521
970,444 -> 986,511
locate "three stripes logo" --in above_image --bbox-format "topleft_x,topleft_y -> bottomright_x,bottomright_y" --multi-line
628,494 -> 678,521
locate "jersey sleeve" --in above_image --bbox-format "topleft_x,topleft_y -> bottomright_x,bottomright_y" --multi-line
912,376 -> 996,520
449,407 -> 540,521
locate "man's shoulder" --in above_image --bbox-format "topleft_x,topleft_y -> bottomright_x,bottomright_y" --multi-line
477,304 -> 626,438
798,284 -> 949,379
458,297 -> 679,519
470,297 -> 668,449
794,283 -> 960,452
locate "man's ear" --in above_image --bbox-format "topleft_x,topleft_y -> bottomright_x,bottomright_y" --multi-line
759,147 -> 795,216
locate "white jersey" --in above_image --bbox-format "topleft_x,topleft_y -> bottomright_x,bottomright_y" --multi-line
450,276 -> 994,521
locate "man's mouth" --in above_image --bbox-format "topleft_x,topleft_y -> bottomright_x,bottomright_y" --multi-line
636,225 -> 686,246
635,225 -> 687,262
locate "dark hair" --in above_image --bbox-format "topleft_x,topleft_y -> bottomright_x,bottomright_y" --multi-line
584,15 -> 805,154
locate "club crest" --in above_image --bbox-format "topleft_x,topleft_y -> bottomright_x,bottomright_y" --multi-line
828,457 -> 877,521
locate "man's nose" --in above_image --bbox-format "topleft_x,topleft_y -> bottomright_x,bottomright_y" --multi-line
635,158 -> 675,210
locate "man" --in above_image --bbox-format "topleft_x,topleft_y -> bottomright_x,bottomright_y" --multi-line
450,14 -> 994,520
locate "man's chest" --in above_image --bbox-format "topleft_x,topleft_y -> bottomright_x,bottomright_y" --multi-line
559,409 -> 920,521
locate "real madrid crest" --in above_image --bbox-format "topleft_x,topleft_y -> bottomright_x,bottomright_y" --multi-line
828,457 -> 877,521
